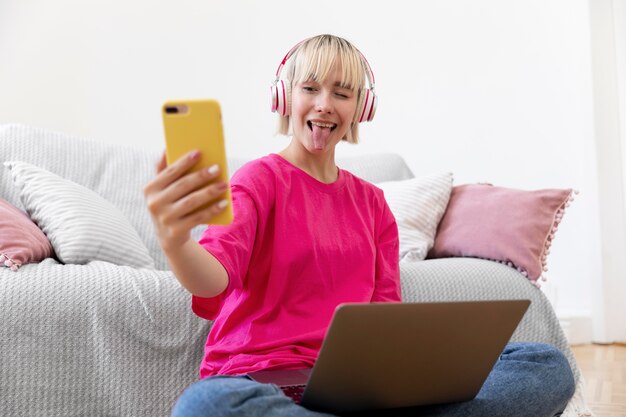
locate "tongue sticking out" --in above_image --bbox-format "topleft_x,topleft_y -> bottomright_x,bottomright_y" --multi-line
311,124 -> 332,150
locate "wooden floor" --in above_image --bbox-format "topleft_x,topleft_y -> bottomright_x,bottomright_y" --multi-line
571,344 -> 626,416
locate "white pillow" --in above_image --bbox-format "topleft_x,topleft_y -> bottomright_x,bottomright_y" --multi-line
377,172 -> 453,262
4,161 -> 155,269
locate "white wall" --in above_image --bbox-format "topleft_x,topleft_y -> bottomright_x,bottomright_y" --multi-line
588,0 -> 626,343
0,0 -> 605,339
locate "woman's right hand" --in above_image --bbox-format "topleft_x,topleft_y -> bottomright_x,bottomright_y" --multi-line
143,150 -> 229,252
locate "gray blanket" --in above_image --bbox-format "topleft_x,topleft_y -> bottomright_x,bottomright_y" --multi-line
0,257 -> 583,417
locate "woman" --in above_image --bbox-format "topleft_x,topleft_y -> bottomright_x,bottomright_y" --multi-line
144,34 -> 575,417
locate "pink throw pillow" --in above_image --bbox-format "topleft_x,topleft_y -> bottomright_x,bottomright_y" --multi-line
0,198 -> 53,271
428,184 -> 574,285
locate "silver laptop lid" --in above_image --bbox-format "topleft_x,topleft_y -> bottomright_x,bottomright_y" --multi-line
301,300 -> 530,412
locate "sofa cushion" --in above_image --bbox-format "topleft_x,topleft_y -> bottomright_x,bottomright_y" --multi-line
0,197 -> 54,270
5,161 -> 154,269
428,184 -> 575,285
377,172 -> 453,261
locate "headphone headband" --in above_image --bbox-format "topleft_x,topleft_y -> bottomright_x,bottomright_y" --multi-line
273,40 -> 305,81
270,37 -> 378,123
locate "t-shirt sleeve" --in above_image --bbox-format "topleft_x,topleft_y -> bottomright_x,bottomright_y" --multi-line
371,200 -> 402,303
192,184 -> 259,320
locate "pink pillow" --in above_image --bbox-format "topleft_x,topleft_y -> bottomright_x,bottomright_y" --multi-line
428,184 -> 574,285
0,198 -> 53,271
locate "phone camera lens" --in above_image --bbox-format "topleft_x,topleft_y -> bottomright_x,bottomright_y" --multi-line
165,106 -> 179,114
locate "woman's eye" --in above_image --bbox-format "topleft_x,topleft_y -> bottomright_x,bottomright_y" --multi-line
302,86 -> 316,92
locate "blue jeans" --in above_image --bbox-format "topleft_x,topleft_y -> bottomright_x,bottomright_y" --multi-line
171,343 -> 575,417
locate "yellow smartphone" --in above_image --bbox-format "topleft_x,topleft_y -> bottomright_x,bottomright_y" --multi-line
162,99 -> 233,225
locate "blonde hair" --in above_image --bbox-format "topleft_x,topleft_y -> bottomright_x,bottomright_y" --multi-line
276,34 -> 369,144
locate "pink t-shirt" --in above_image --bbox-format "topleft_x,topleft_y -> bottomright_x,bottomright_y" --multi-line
193,154 -> 400,378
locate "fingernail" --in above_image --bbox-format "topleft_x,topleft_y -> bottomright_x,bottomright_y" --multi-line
208,165 -> 219,175
189,150 -> 200,159
217,199 -> 228,209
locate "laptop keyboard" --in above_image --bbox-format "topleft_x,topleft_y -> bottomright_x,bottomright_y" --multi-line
280,384 -> 306,404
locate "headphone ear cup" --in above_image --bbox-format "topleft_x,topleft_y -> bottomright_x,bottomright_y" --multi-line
270,79 -> 292,116
357,89 -> 377,123
283,81 -> 292,117
270,83 -> 279,113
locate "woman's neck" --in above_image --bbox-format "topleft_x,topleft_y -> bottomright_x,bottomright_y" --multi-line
278,140 -> 338,184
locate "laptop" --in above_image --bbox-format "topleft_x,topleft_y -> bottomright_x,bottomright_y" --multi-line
248,300 -> 530,413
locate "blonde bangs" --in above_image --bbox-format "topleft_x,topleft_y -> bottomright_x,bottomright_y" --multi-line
288,35 -> 365,94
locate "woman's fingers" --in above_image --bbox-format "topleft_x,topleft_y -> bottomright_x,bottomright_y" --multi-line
162,163 -> 222,204
179,197 -> 230,231
146,164 -> 223,217
145,150 -> 223,214
145,149 -> 200,196
169,181 -> 229,220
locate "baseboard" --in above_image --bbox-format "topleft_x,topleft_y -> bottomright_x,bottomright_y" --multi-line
557,312 -> 594,345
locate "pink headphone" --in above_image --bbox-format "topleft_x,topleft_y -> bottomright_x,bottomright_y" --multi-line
270,39 -> 377,123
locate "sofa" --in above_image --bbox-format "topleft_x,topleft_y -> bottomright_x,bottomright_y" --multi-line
0,124 -> 592,417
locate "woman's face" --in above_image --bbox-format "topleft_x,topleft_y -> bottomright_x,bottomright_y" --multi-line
290,63 -> 358,154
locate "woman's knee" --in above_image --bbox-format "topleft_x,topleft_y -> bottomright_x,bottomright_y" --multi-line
503,343 -> 576,400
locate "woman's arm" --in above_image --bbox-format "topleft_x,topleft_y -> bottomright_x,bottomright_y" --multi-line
162,238 -> 228,298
